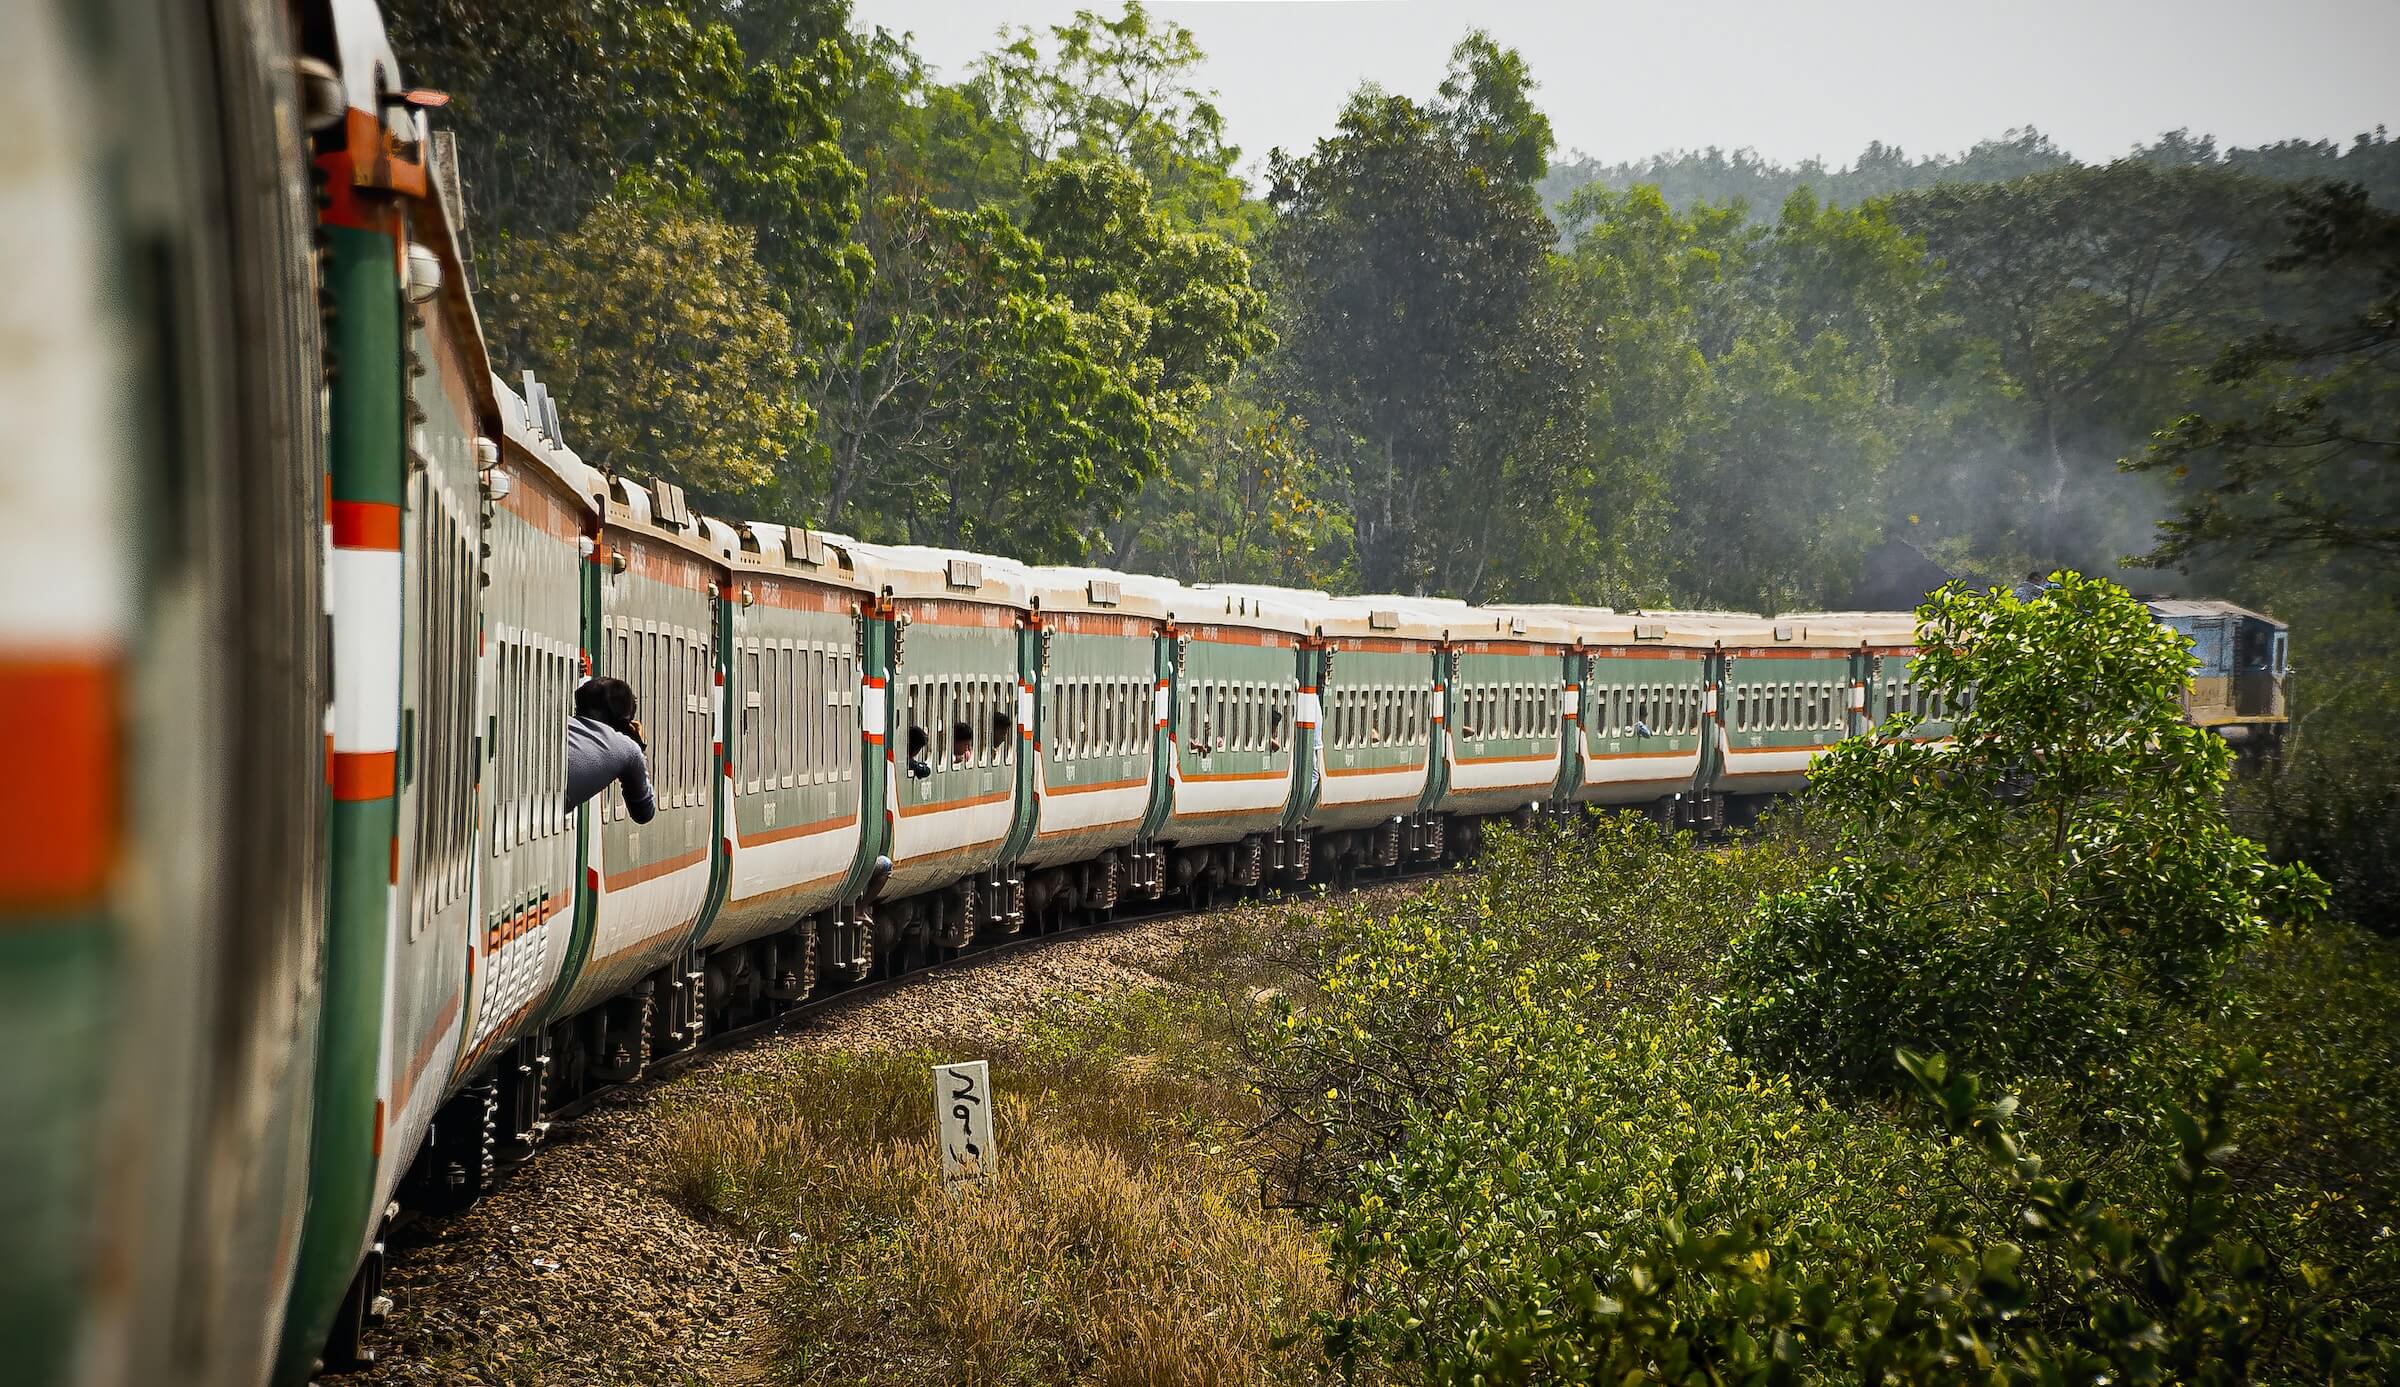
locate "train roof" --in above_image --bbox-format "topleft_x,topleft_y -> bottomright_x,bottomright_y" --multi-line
491,373 -> 604,514
1024,565 -> 1181,623
2146,598 -> 2285,629
1308,595 -> 1451,644
832,539 -> 1037,608
1778,610 -> 1921,646
702,518 -> 878,593
1179,583 -> 1315,635
1349,595 -> 1581,646
602,474 -> 734,566
1500,604 -> 1744,647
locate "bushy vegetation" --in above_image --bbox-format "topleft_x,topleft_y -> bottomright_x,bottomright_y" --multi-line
1254,581 -> 2395,1384
1724,574 -> 2323,1092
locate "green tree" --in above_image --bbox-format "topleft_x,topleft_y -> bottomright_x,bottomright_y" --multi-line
498,200 -> 803,497
1724,572 -> 2323,1092
1560,186 -> 1926,607
1883,162 -> 2285,569
1264,34 -> 1587,600
2128,183 -> 2400,569
971,0 -> 1260,239
798,190 -> 1152,560
1111,384 -> 1352,585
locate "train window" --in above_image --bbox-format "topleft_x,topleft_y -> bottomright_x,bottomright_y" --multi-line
678,635 -> 695,807
741,646 -> 761,793
514,641 -> 530,848
807,646 -> 824,784
784,644 -> 801,789
762,643 -> 779,789
963,676 -> 981,766
821,650 -> 838,780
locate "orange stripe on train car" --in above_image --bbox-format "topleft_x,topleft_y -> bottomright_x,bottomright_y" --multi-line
330,500 -> 402,551
330,749 -> 398,801
0,656 -> 117,908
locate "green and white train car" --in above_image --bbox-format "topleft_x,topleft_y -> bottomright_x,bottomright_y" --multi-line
1167,586 -> 1317,888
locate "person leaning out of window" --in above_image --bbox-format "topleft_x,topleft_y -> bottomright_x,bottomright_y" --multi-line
565,675 -> 656,823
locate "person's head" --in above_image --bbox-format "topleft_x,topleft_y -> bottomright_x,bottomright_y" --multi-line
907,725 -> 929,758
952,721 -> 974,757
576,676 -> 639,736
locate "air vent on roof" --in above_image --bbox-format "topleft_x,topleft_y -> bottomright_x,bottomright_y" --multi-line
1087,578 -> 1120,606
945,557 -> 983,589
1634,622 -> 1665,641
1509,615 -> 1527,635
1774,623 -> 1796,641
650,479 -> 690,528
793,529 -> 826,567
1369,609 -> 1400,631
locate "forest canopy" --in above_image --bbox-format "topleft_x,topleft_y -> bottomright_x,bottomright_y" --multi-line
390,0 -> 2399,626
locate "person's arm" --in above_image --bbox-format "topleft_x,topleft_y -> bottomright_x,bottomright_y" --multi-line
619,737 -> 657,823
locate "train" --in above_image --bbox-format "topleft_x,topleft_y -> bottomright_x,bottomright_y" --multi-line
0,2 -> 2292,1385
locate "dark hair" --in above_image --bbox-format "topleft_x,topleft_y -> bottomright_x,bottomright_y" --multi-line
576,676 -> 639,735
907,725 -> 929,757
952,721 -> 974,747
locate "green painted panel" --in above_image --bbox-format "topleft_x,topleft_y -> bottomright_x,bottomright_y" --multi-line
323,227 -> 401,506
278,797 -> 396,1385
727,604 -> 861,846
0,921 -> 111,1387
1586,653 -> 1710,756
1723,654 -> 1854,751
894,622 -> 1019,809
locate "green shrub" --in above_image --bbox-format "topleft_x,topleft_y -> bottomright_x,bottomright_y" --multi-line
2230,742 -> 2400,935
1252,816 -> 1810,1212
1723,573 -> 2325,1093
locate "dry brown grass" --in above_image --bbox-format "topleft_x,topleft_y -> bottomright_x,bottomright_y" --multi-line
648,905 -> 1340,1385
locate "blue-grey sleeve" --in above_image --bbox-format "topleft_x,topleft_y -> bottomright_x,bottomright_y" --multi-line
620,744 -> 657,824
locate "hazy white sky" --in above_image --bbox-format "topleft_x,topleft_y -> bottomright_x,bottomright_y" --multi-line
855,0 -> 2399,179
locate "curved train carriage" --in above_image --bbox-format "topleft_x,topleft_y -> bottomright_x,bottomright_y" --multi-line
0,2 -> 2296,1384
